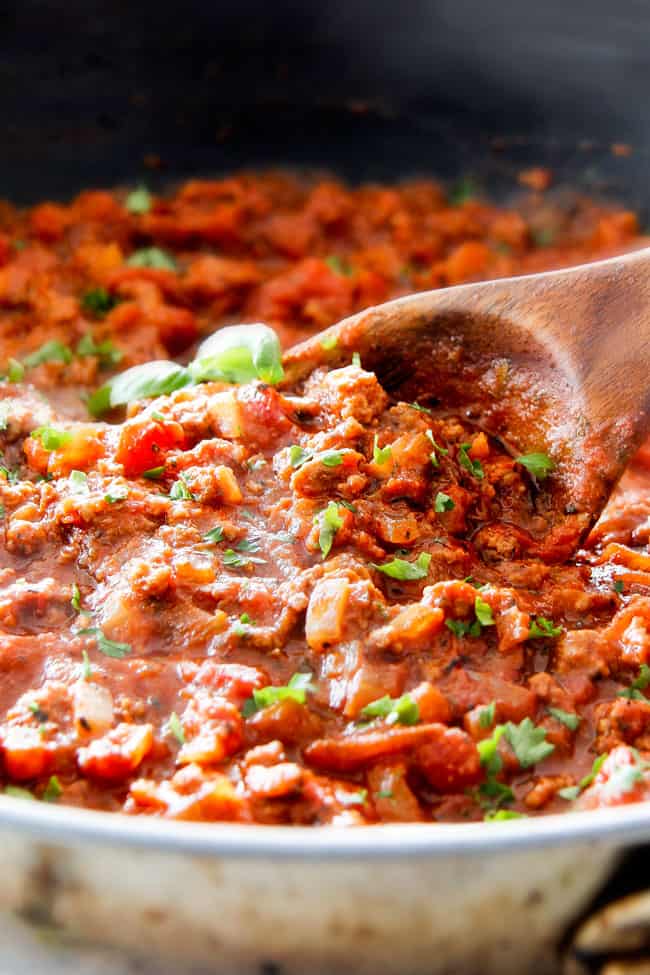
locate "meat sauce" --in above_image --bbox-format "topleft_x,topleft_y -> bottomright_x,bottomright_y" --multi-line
0,172 -> 649,824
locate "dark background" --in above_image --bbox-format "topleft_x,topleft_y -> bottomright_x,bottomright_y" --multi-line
2,0 -> 650,211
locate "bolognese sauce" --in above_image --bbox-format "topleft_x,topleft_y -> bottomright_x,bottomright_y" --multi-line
0,172 -> 648,824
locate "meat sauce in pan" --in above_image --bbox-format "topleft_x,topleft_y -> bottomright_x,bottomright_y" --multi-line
0,172 -> 649,824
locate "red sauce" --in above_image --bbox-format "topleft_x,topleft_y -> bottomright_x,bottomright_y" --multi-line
0,172 -> 649,824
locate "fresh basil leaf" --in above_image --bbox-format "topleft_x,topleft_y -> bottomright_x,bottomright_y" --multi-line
315,501 -> 344,559
190,323 -> 284,386
88,360 -> 191,416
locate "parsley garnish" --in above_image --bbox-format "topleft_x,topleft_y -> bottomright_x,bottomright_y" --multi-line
31,426 -> 72,450
457,442 -> 484,479
142,466 -> 165,480
81,649 -> 92,680
315,501 -> 344,559
325,255 -> 354,277
320,334 -> 338,351
618,663 -> 650,700
125,186 -> 152,215
289,445 -> 312,468
504,717 -> 555,768
203,525 -> 224,545
69,470 -> 89,494
233,612 -> 255,636
613,579 -> 625,594
359,693 -> 419,726
484,809 -> 527,822
478,701 -> 496,729
515,452 -> 555,481
104,488 -> 128,504
372,552 -> 431,581
373,435 -> 392,465
81,287 -> 118,318
169,474 -> 195,501
474,595 -> 495,627
3,358 -> 24,383
167,712 -> 185,744
352,352 -> 361,368
425,429 -> 448,467
446,618 -> 482,638
76,334 -> 122,367
42,776 -> 62,802
71,583 -> 82,613
547,707 -> 581,731
127,247 -> 177,271
23,341 -> 72,369
321,450 -> 343,467
338,789 -> 367,807
529,616 -> 563,639
434,491 -> 454,512
408,402 -> 432,415
243,672 -> 316,716
77,627 -> 132,659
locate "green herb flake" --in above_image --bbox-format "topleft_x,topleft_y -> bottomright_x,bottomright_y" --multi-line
434,492 -> 454,513
457,442 -> 484,479
244,671 -> 316,715
289,445 -> 312,468
88,360 -> 192,417
142,466 -> 165,480
23,340 -> 73,369
31,426 -> 73,451
104,488 -> 128,504
484,809 -> 527,822
81,649 -> 92,680
377,789 -> 394,799
4,785 -> 34,800
315,501 -> 344,559
558,753 -> 607,802
351,352 -> 362,368
515,452 -> 555,481
77,627 -> 132,659
321,450 -> 343,467
325,255 -> 354,277
320,334 -> 338,351
529,616 -> 563,639
203,525 -> 224,545
169,474 -> 195,501
42,775 -> 63,802
81,288 -> 118,319
478,701 -> 496,729
76,333 -> 122,368
127,247 -> 177,272
547,706 -> 581,731
125,186 -> 152,215
5,358 -> 24,383
359,693 -> 420,727
373,435 -> 392,465
372,551 -> 431,581
504,717 -> 555,768
167,711 -> 185,745
445,617 -> 482,638
408,402 -> 432,415
69,470 -> 89,494
338,789 -> 368,807
233,612 -> 255,637
618,663 -> 650,700
71,583 -> 82,613
613,579 -> 625,594
474,595 -> 495,627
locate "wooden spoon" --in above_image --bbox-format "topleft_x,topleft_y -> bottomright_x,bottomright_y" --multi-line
283,246 -> 650,558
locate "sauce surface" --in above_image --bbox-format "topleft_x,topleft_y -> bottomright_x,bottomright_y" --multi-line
1,172 -> 650,824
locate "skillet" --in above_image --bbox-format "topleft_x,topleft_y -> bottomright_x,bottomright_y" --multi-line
2,1 -> 650,971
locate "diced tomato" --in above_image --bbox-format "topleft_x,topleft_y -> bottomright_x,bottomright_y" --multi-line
116,417 -> 186,477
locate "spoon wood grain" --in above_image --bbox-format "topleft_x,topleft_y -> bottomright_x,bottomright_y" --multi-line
283,246 -> 650,557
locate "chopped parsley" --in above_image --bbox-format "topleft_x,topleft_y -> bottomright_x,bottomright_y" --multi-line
547,707 -> 581,731
434,491 -> 454,513
69,470 -> 89,494
167,712 -> 185,745
504,717 -> 555,768
338,789 -> 368,807
233,612 -> 255,636
76,334 -> 122,367
372,552 -> 431,581
478,701 -> 496,729
203,525 -> 224,545
613,579 -> 625,594
104,488 -> 128,504
81,649 -> 92,680
4,358 -> 24,383
457,442 -> 484,479
320,334 -> 338,351
321,450 -> 343,467
23,340 -> 73,369
484,809 -> 527,822
142,466 -> 165,480
127,247 -> 177,271
289,445 -> 312,468
71,583 -> 82,613
359,693 -> 419,726
352,352 -> 361,368
474,595 -> 495,627
243,671 -> 316,716
325,255 -> 354,277
515,452 -> 555,481
425,429 -> 449,467
125,186 -> 152,215
42,775 -> 62,802
81,288 -> 119,319
618,663 -> 650,700
31,426 -> 73,450
169,474 -> 195,501
372,435 -> 392,465
529,616 -> 563,639
446,618 -> 481,638
77,627 -> 132,659
315,501 -> 344,559
408,402 -> 432,415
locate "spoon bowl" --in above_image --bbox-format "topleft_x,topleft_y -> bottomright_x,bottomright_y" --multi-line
284,246 -> 650,557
